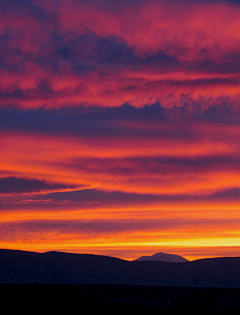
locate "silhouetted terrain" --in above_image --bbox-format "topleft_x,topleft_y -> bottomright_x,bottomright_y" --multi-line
1,249 -> 240,287
134,251 -> 189,262
2,249 -> 240,313
2,283 -> 240,313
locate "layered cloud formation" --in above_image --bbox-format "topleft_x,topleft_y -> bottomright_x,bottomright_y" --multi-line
1,0 -> 240,260
2,0 -> 240,109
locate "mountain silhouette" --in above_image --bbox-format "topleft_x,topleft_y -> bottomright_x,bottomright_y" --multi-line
134,252 -> 188,262
1,249 -> 240,287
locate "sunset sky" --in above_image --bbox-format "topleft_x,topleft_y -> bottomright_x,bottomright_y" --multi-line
1,0 -> 240,261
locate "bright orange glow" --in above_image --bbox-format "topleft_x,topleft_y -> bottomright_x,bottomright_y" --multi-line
1,122 -> 240,259
1,201 -> 240,260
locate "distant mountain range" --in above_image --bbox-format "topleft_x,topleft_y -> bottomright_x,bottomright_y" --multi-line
1,249 -> 240,287
134,252 -> 188,263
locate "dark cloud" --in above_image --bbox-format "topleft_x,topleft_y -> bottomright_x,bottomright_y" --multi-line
0,104 -> 168,136
35,186 -> 240,205
206,187 -> 240,200
1,216 -> 240,241
44,188 -> 162,205
69,154 -> 240,177
0,177 -> 77,194
0,103 -> 239,140
1,184 -> 240,212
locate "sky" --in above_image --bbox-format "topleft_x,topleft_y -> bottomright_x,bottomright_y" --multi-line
1,0 -> 240,261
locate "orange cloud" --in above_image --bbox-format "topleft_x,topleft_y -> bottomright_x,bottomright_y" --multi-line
1,116 -> 240,259
1,202 -> 240,260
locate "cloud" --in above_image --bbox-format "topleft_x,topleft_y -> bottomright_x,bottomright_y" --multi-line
0,103 -> 240,141
0,102 -> 240,197
44,187 -> 240,208
1,0 -> 240,109
1,216 -> 238,236
2,184 -> 240,212
0,176 -> 78,194
70,155 -> 240,176
205,187 -> 240,200
0,103 -> 168,136
1,212 -> 240,247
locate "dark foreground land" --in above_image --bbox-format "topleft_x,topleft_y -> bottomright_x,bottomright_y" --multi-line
2,250 -> 240,313
2,284 -> 240,314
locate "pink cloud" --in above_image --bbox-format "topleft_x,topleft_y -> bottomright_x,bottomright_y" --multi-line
0,0 -> 240,109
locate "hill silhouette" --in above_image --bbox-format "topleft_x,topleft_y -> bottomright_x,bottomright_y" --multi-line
1,249 -> 240,287
134,252 -> 188,262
